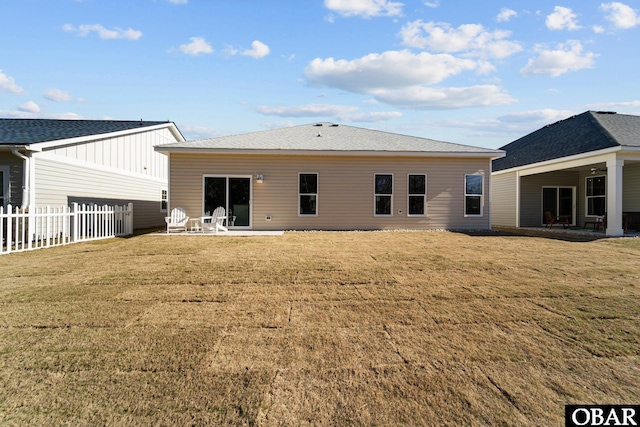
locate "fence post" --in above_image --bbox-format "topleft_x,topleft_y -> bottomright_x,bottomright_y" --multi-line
127,203 -> 133,235
6,204 -> 13,254
71,203 -> 78,243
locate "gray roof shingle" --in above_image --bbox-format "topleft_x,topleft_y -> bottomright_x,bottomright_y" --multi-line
157,122 -> 502,155
0,119 -> 172,145
493,111 -> 640,172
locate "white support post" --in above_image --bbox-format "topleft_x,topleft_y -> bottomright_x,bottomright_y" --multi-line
71,203 -> 79,243
606,158 -> 624,237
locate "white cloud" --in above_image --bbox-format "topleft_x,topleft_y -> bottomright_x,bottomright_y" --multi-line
520,40 -> 597,77
424,1 -> 439,8
180,124 -> 225,140
0,109 -> 83,119
546,6 -> 581,31
18,101 -> 40,113
398,21 -> 522,59
240,40 -> 270,59
255,103 -> 359,117
167,0 -> 187,3
585,100 -> 640,109
43,88 -> 81,102
0,70 -> 24,95
63,24 -> 142,40
600,2 -> 640,29
497,109 -> 574,124
178,37 -> 213,56
369,85 -> 516,109
593,25 -> 605,33
497,8 -> 517,22
324,0 -> 403,18
305,50 -> 479,93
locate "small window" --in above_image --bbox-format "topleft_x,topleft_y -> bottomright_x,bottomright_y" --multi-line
161,189 -> 168,211
375,174 -> 393,216
0,166 -> 9,208
464,174 -> 483,216
408,174 -> 426,216
586,176 -> 606,216
299,173 -> 318,216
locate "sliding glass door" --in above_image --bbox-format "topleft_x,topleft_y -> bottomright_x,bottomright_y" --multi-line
204,176 -> 251,228
542,187 -> 575,226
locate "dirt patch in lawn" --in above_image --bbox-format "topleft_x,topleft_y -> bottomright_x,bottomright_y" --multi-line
0,231 -> 638,425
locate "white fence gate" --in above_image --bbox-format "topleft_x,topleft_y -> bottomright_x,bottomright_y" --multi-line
0,203 -> 133,254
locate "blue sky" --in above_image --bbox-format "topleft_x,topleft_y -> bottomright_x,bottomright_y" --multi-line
1,0 -> 639,148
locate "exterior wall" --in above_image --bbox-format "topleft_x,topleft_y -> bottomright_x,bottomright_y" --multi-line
169,153 -> 493,230
490,171 -> 518,227
33,155 -> 166,229
519,171 -> 579,227
623,163 -> 640,211
0,151 -> 24,207
48,127 -> 171,180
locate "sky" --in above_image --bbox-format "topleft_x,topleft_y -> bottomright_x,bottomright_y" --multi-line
1,0 -> 639,149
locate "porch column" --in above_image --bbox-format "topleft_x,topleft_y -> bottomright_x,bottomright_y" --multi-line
606,158 -> 624,237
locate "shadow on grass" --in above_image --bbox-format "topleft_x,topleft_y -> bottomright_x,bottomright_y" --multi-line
458,226 -> 609,242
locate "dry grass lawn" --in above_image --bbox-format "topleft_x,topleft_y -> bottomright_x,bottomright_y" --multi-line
0,230 -> 639,426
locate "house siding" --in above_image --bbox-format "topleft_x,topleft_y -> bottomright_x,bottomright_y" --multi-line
169,153 -> 493,230
490,171 -> 518,227
0,151 -> 24,207
33,155 -> 166,229
623,163 -> 640,211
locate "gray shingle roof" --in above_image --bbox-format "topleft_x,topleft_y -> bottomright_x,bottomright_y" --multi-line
157,122 -> 502,155
0,119 -> 172,145
493,111 -> 640,172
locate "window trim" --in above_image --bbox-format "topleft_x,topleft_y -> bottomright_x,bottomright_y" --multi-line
298,172 -> 318,217
585,175 -> 606,217
160,188 -> 168,212
407,173 -> 427,217
0,165 -> 9,208
374,173 -> 394,217
464,174 -> 484,217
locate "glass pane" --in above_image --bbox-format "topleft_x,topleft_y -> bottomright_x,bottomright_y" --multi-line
587,176 -> 606,197
0,171 -> 3,198
408,175 -> 425,195
542,187 -> 558,224
465,196 -> 481,215
559,188 -> 573,222
229,178 -> 250,227
376,195 -> 391,215
465,175 -> 483,195
299,174 -> 317,194
375,175 -> 393,194
588,197 -> 606,216
409,196 -> 424,215
300,195 -> 316,215
204,177 -> 226,215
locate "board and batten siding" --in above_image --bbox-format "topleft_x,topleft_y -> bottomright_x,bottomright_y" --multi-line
0,151 -> 24,207
490,171 -> 518,227
33,155 -> 166,229
169,153 -> 492,230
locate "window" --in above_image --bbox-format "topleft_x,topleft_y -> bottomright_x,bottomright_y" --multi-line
586,175 -> 606,216
464,174 -> 483,216
408,174 -> 426,216
299,173 -> 318,216
161,189 -> 167,211
0,166 -> 8,208
375,174 -> 393,216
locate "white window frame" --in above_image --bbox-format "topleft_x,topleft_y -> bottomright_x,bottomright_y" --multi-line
585,175 -> 606,217
298,172 -> 318,217
464,174 -> 484,217
160,188 -> 168,212
374,173 -> 393,217
0,165 -> 9,208
407,173 -> 427,217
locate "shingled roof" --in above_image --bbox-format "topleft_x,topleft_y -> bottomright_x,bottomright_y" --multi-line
157,122 -> 503,157
493,111 -> 640,172
0,119 -> 173,145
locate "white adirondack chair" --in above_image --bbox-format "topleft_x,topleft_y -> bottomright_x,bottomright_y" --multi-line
202,206 -> 228,233
165,207 -> 189,233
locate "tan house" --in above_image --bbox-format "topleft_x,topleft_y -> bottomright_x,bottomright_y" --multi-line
492,111 -> 640,237
156,123 -> 504,231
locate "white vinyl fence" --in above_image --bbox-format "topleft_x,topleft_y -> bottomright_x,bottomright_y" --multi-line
0,202 -> 133,254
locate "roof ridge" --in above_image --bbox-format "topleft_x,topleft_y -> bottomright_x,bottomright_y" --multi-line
587,111 -> 622,147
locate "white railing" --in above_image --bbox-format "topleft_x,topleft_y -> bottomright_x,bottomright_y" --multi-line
0,202 -> 133,254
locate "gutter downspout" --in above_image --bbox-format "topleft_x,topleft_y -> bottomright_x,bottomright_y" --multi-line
11,149 -> 31,209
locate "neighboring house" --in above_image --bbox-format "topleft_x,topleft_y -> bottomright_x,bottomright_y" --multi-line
492,111 -> 640,236
156,122 -> 504,231
0,119 -> 185,229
